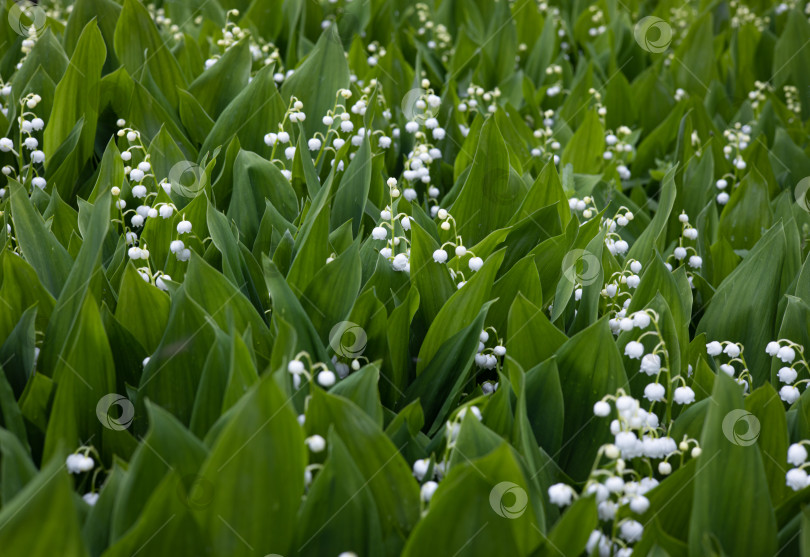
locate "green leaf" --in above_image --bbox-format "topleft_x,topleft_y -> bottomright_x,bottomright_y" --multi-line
110,401 -> 208,540
560,109 -> 605,174
113,0 -> 186,107
505,293 -> 566,373
689,373 -> 778,556
538,495 -> 598,557
196,373 -> 305,557
697,222 -> 788,386
307,387 -> 420,548
263,258 -> 331,366
409,222 -> 456,324
295,430 -> 385,556
401,444 -> 544,557
183,253 -> 273,362
44,20 -> 105,196
627,165 -> 677,263
450,118 -> 524,245
301,241 -> 362,342
137,289 -> 216,425
417,250 -> 504,375
0,455 -> 88,556
331,136 -> 372,234
282,25 -> 351,137
745,383 -> 790,505
187,39 -> 251,118
228,149 -> 299,244
9,181 -> 73,298
555,318 -> 627,481
672,13 -> 718,94
401,303 -> 493,434
114,263 -> 170,354
0,426 -> 36,505
200,64 -> 286,160
42,293 -> 117,462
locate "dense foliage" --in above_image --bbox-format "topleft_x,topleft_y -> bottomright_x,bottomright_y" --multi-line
1,0 -> 810,555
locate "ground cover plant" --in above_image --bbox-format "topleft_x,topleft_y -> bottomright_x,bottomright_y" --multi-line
1,0 -> 810,555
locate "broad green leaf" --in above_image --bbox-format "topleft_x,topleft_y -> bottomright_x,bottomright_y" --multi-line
44,20 -> 105,197
283,26 -> 351,136
114,263 -> 170,354
113,0 -> 186,107
110,402 -> 208,540
555,318 -> 627,481
42,293 -> 116,462
417,250 -> 504,375
331,136 -> 372,234
137,289 -> 216,425
401,444 -> 544,557
689,374 -> 778,556
560,109 -> 605,174
200,64 -> 286,160
450,118 -> 524,245
307,387 -> 420,548
197,373 -> 305,556
38,190 -> 111,377
295,431 -> 385,557
9,180 -> 73,298
187,39 -> 251,118
505,293 -> 566,373
0,455 -> 88,556
697,222 -> 788,386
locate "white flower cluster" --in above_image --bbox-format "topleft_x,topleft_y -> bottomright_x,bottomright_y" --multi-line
473,329 -> 506,369
0,92 -> 46,189
669,212 -> 701,283
705,340 -> 751,392
568,196 -> 597,222
786,441 -> 810,491
720,122 -> 751,186
287,351 -> 356,391
559,391 -> 696,557
414,3 -> 454,62
544,65 -> 565,97
373,204 -> 414,273
765,340 -> 808,404
368,185 -> 414,273
530,109 -> 561,164
783,84 -> 801,118
430,209 -> 485,286
603,126 -> 635,178
579,468 -> 657,555
604,207 -> 635,255
115,121 -> 195,271
415,405 -> 485,508
458,83 -> 503,115
605,278 -> 645,335
66,452 -> 95,474
600,394 -> 675,460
